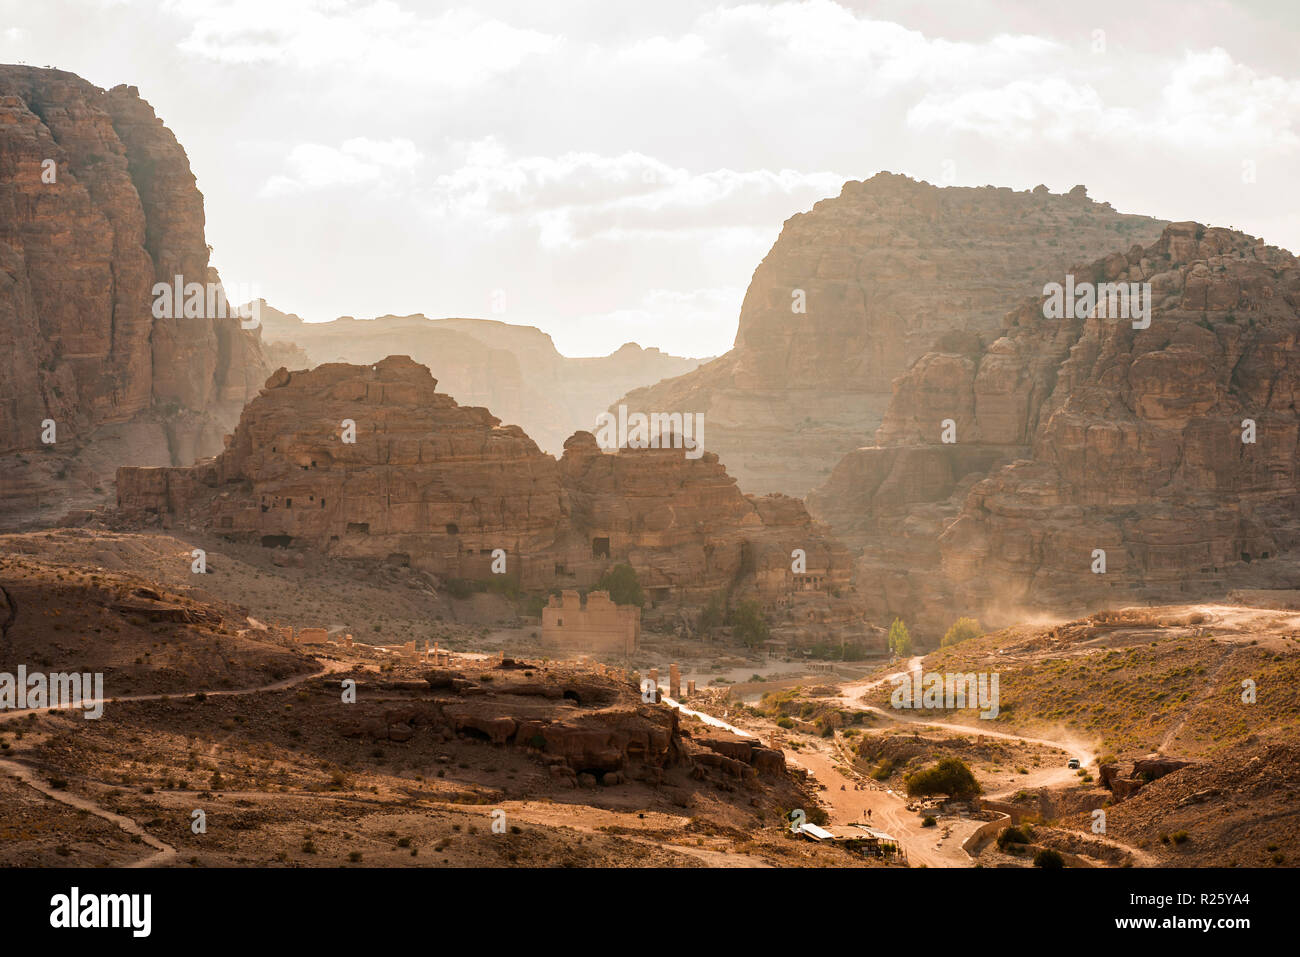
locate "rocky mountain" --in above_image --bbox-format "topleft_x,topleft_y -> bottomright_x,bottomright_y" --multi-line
256,304 -> 708,455
808,222 -> 1300,637
614,173 -> 1167,496
0,66 -> 269,529
116,356 -> 858,623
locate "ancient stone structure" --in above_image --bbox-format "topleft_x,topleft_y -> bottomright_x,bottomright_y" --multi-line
613,173 -> 1166,496
115,358 -> 860,615
541,590 -> 640,656
0,67 -> 270,527
809,222 -> 1300,635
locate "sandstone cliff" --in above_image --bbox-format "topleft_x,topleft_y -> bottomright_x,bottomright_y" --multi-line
615,173 -> 1167,496
808,222 -> 1300,636
117,357 -> 857,624
0,66 -> 269,529
256,304 -> 707,455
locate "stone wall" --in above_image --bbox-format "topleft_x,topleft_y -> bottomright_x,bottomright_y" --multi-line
541,590 -> 640,656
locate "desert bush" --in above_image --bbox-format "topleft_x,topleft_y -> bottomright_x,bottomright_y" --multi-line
941,616 -> 983,647
593,563 -> 644,607
905,757 -> 980,799
997,825 -> 1031,849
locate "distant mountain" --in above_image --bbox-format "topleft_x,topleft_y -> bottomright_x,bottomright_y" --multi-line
613,173 -> 1168,496
255,304 -> 710,454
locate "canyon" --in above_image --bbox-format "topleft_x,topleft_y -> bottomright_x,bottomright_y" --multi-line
4,57 -> 1300,875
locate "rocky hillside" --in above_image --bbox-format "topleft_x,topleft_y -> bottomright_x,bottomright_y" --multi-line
257,304 -> 707,455
116,356 -> 859,619
810,223 -> 1300,636
0,66 -> 269,529
615,173 -> 1166,496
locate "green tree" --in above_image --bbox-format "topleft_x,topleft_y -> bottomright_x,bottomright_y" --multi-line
593,563 -> 644,607
727,599 -> 770,648
697,592 -> 726,633
888,618 -> 912,657
941,616 -> 983,647
905,757 -> 981,800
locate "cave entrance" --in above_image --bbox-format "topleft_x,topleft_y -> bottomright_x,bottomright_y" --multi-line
592,537 -> 610,558
260,535 -> 293,548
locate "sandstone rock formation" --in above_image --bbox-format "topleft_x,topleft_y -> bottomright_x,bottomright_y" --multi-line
117,357 -> 860,624
809,223 -> 1300,635
614,173 -> 1166,496
0,67 -> 270,529
256,303 -> 708,455
332,661 -> 791,786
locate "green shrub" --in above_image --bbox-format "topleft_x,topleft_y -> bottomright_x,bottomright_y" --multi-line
697,592 -> 726,633
905,758 -> 980,800
1034,848 -> 1065,868
941,616 -> 983,647
997,825 -> 1031,849
594,563 -> 645,607
727,600 -> 770,648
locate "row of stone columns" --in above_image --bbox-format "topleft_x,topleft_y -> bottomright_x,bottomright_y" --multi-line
649,664 -> 693,699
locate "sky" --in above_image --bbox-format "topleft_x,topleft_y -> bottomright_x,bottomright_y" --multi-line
2,0 -> 1298,357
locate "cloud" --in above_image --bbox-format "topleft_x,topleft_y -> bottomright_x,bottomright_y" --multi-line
260,136 -> 422,195
430,139 -> 844,246
908,47 -> 1300,152
164,0 -> 558,88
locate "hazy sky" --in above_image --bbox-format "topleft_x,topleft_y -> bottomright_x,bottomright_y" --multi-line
3,0 -> 1298,356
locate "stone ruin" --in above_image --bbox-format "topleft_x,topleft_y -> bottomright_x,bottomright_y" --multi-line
541,590 -> 640,655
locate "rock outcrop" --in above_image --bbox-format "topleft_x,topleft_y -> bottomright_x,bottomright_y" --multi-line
256,304 -> 708,455
0,67 -> 269,529
809,223 -> 1300,635
116,357 -> 860,621
614,173 -> 1166,496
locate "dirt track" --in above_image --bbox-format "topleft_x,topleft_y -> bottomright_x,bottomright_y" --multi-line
0,657 -> 349,866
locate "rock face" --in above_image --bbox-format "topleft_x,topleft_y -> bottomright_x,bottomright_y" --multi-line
256,304 -> 708,455
117,357 -> 858,617
332,660 -> 790,785
809,223 -> 1300,636
0,67 -> 269,528
614,173 -> 1166,496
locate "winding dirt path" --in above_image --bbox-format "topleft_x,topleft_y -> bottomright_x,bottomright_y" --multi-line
0,657 -> 349,866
